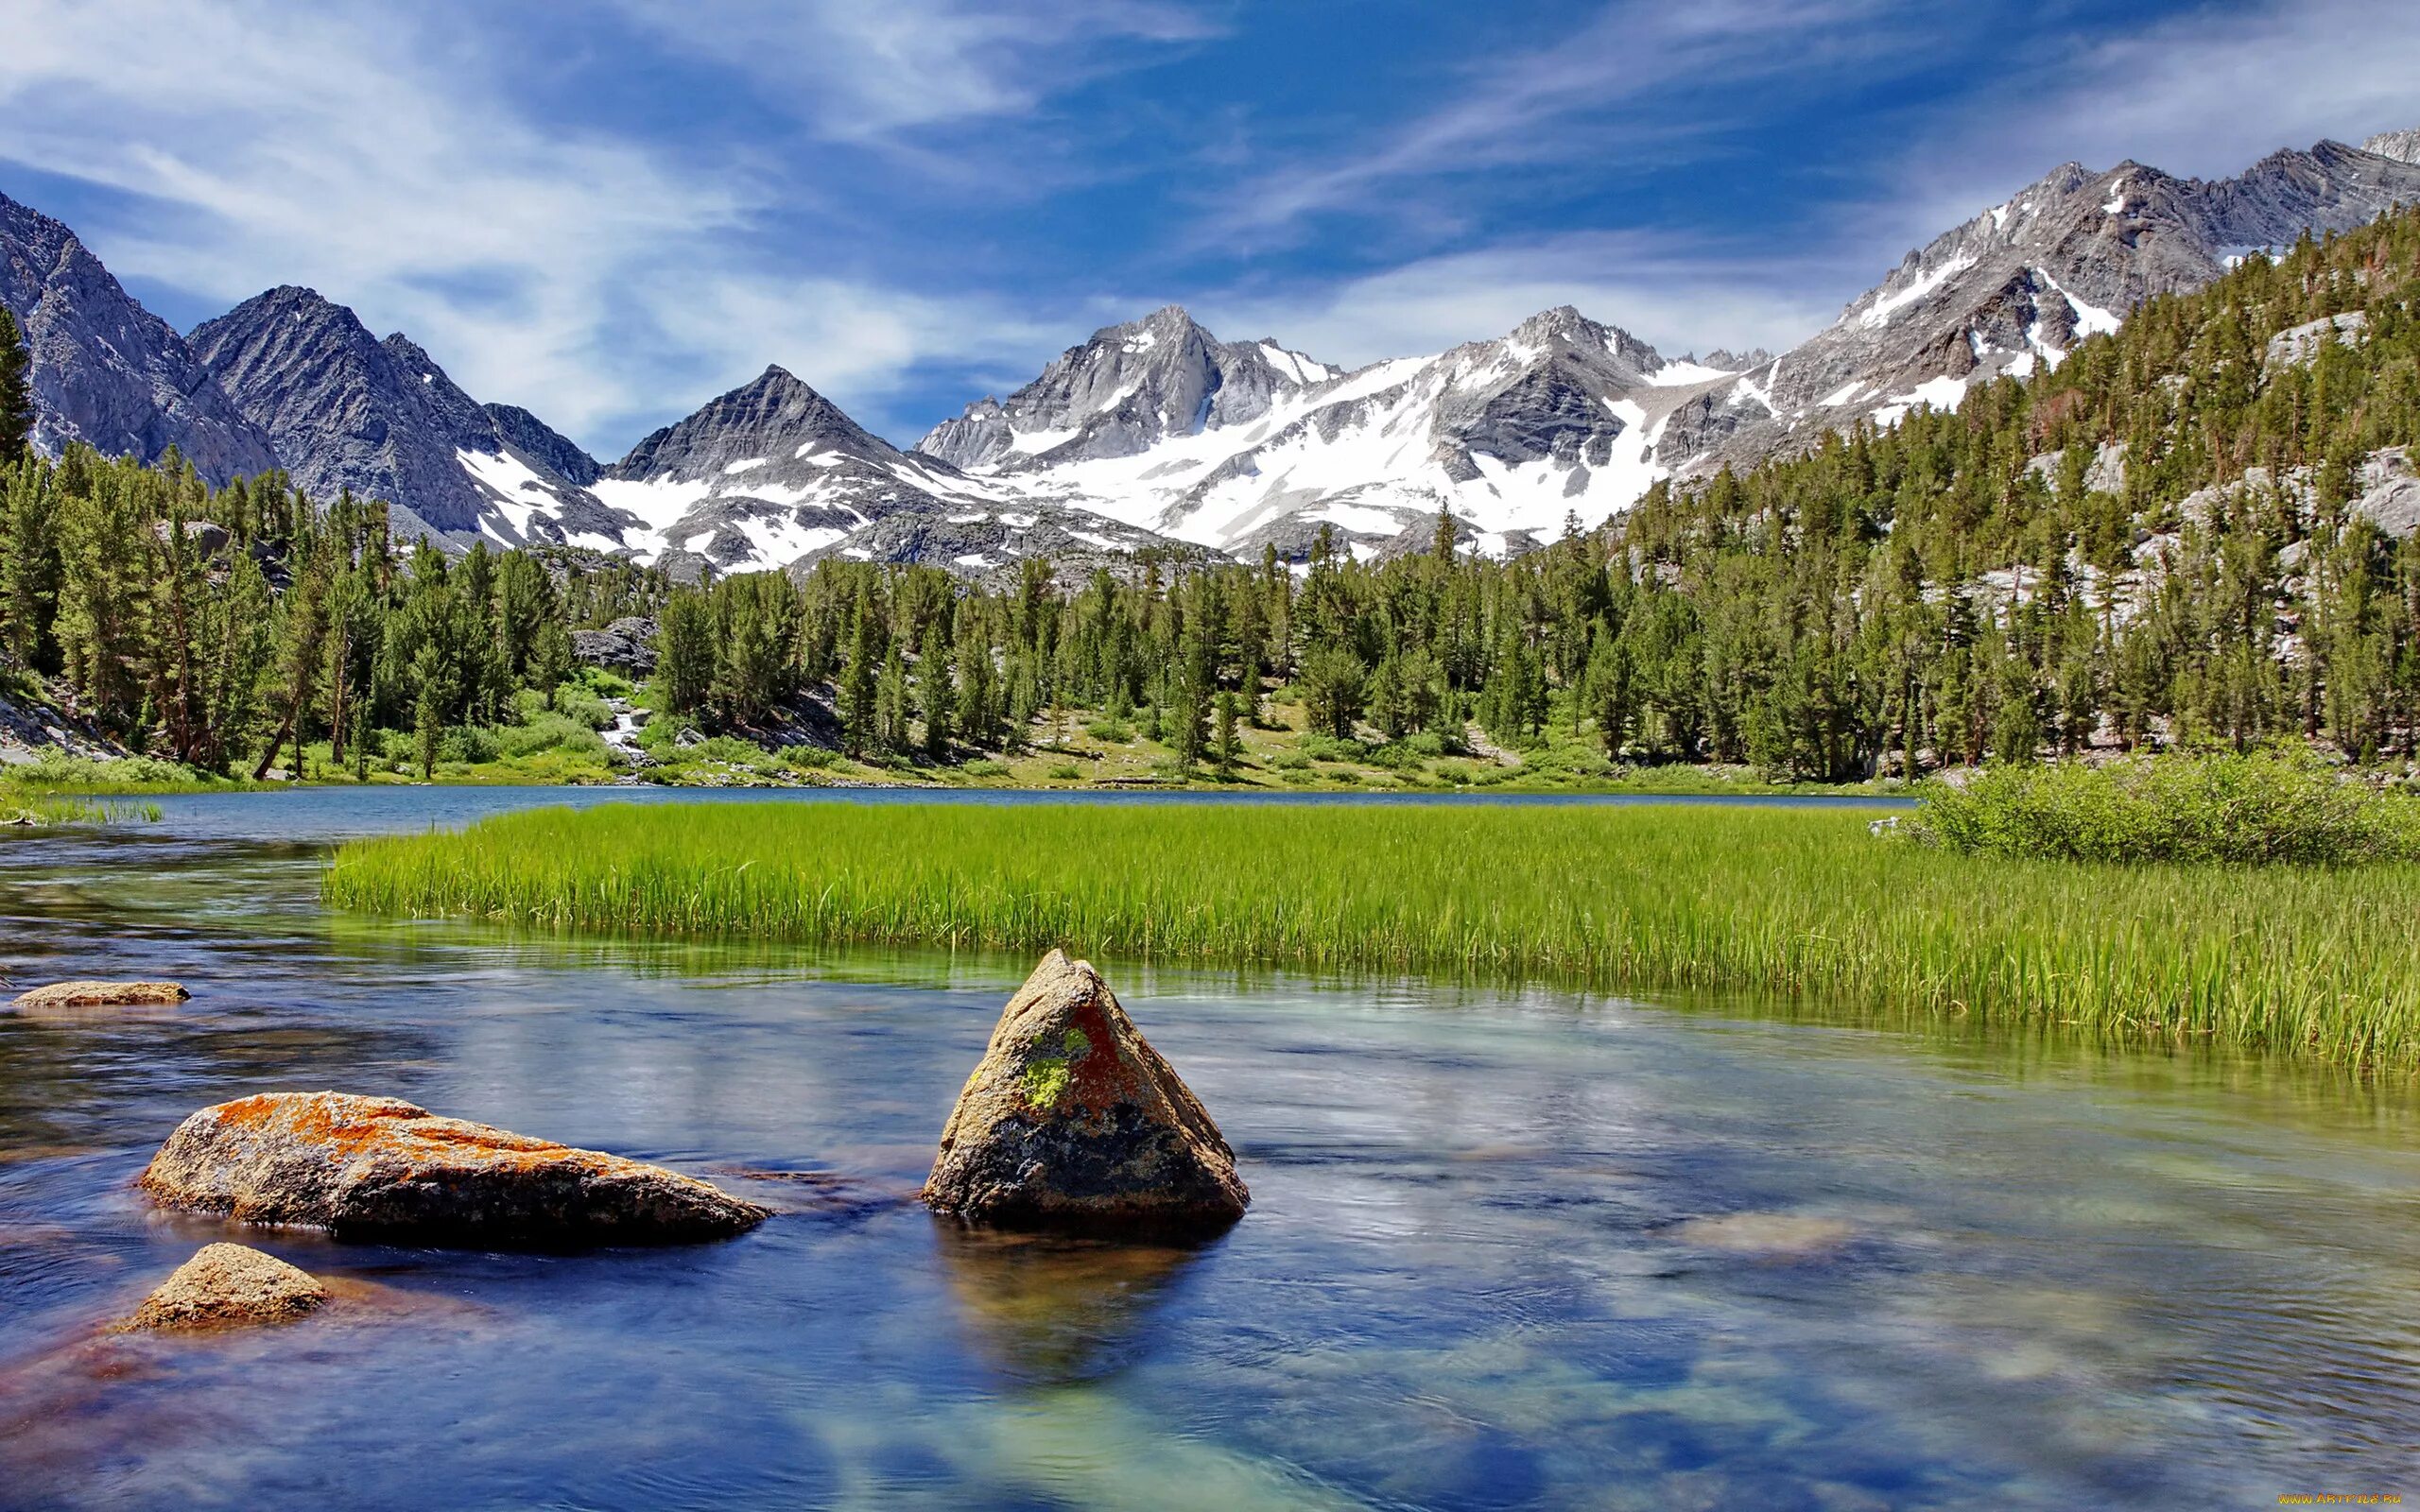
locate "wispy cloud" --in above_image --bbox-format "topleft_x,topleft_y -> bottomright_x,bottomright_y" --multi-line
1883,0 -> 2420,257
607,0 -> 1219,141
1214,0 -> 1912,241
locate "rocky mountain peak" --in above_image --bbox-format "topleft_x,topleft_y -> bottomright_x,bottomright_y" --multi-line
1700,347 -> 1773,370
608,364 -> 889,485
916,305 -> 1334,472
1507,305 -> 1663,373
191,284 -> 604,542
2362,128 -> 2420,166
0,187 -> 278,483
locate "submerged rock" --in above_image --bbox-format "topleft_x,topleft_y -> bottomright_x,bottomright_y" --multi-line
1670,1212 -> 1853,1260
138,1091 -> 769,1245
114,1243 -> 325,1332
10,980 -> 188,1009
924,951 -> 1248,1231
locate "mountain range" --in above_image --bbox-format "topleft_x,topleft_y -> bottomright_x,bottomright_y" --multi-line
6,126 -> 2419,579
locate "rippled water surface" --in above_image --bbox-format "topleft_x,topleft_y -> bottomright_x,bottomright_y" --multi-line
3,790 -> 2416,1510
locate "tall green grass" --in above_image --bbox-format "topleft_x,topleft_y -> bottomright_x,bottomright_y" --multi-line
322,800 -> 2420,1071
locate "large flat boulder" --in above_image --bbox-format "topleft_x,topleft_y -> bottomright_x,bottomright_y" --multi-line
114,1243 -> 325,1332
138,1091 -> 769,1245
924,951 -> 1248,1231
11,980 -> 187,1009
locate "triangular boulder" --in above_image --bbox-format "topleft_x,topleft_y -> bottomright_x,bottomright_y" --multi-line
924,951 -> 1247,1230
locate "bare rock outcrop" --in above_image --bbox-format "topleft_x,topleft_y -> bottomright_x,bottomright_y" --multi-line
924,952 -> 1248,1231
10,980 -> 188,1009
114,1243 -> 326,1332
138,1091 -> 769,1245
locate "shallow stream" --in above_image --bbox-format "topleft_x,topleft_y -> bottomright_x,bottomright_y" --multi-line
2,789 -> 2414,1509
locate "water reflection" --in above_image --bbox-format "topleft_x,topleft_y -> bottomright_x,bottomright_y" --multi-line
932,1221 -> 1214,1386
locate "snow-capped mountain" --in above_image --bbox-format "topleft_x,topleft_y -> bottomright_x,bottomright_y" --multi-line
921,304 -> 1336,471
591,364 -> 1189,582
1694,134 -> 2420,469
0,188 -> 277,484
919,303 -> 1751,558
11,121 -> 2420,576
903,129 -> 2420,558
189,286 -> 625,547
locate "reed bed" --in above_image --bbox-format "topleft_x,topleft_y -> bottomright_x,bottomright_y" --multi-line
321,800 -> 2420,1071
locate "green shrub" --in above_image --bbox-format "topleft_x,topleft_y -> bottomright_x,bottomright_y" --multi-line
499,713 -> 610,761
1084,719 -> 1133,744
579,667 -> 634,700
1277,766 -> 1317,786
961,758 -> 1009,778
551,682 -> 615,730
1046,763 -> 1083,781
1528,742 -> 1614,779
1299,733 -> 1365,764
439,726 -> 502,765
1270,750 -> 1313,771
687,735 -> 769,768
636,718 -> 685,754
1905,750 -> 2420,866
784,746 -> 840,771
3,753 -> 195,793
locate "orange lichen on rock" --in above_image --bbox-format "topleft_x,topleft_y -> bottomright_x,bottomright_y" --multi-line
138,1091 -> 769,1246
10,981 -> 188,1009
924,950 -> 1248,1232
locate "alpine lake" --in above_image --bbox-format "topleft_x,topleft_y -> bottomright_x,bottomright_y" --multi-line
2,787 -> 2415,1510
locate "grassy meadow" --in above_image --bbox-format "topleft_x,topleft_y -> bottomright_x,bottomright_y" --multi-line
322,799 -> 2420,1072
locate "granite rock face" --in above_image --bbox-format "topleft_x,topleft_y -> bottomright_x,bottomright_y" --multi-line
925,952 -> 1248,1232
2366,129 -> 2420,167
571,615 -> 661,675
115,1243 -> 326,1332
0,190 -> 278,484
138,1091 -> 769,1245
189,286 -> 622,546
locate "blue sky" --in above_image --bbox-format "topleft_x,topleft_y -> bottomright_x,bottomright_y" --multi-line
1,0 -> 2411,455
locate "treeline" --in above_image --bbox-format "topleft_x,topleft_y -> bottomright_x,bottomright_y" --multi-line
648,204 -> 2420,780
5,202 -> 2420,783
0,332 -> 670,776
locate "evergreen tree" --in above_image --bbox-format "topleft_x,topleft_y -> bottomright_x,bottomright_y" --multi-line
0,307 -> 32,459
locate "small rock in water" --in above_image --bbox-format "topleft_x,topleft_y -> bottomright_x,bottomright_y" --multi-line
113,1243 -> 325,1332
924,950 -> 1248,1232
138,1091 -> 770,1245
1671,1211 -> 1853,1260
10,981 -> 188,1009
